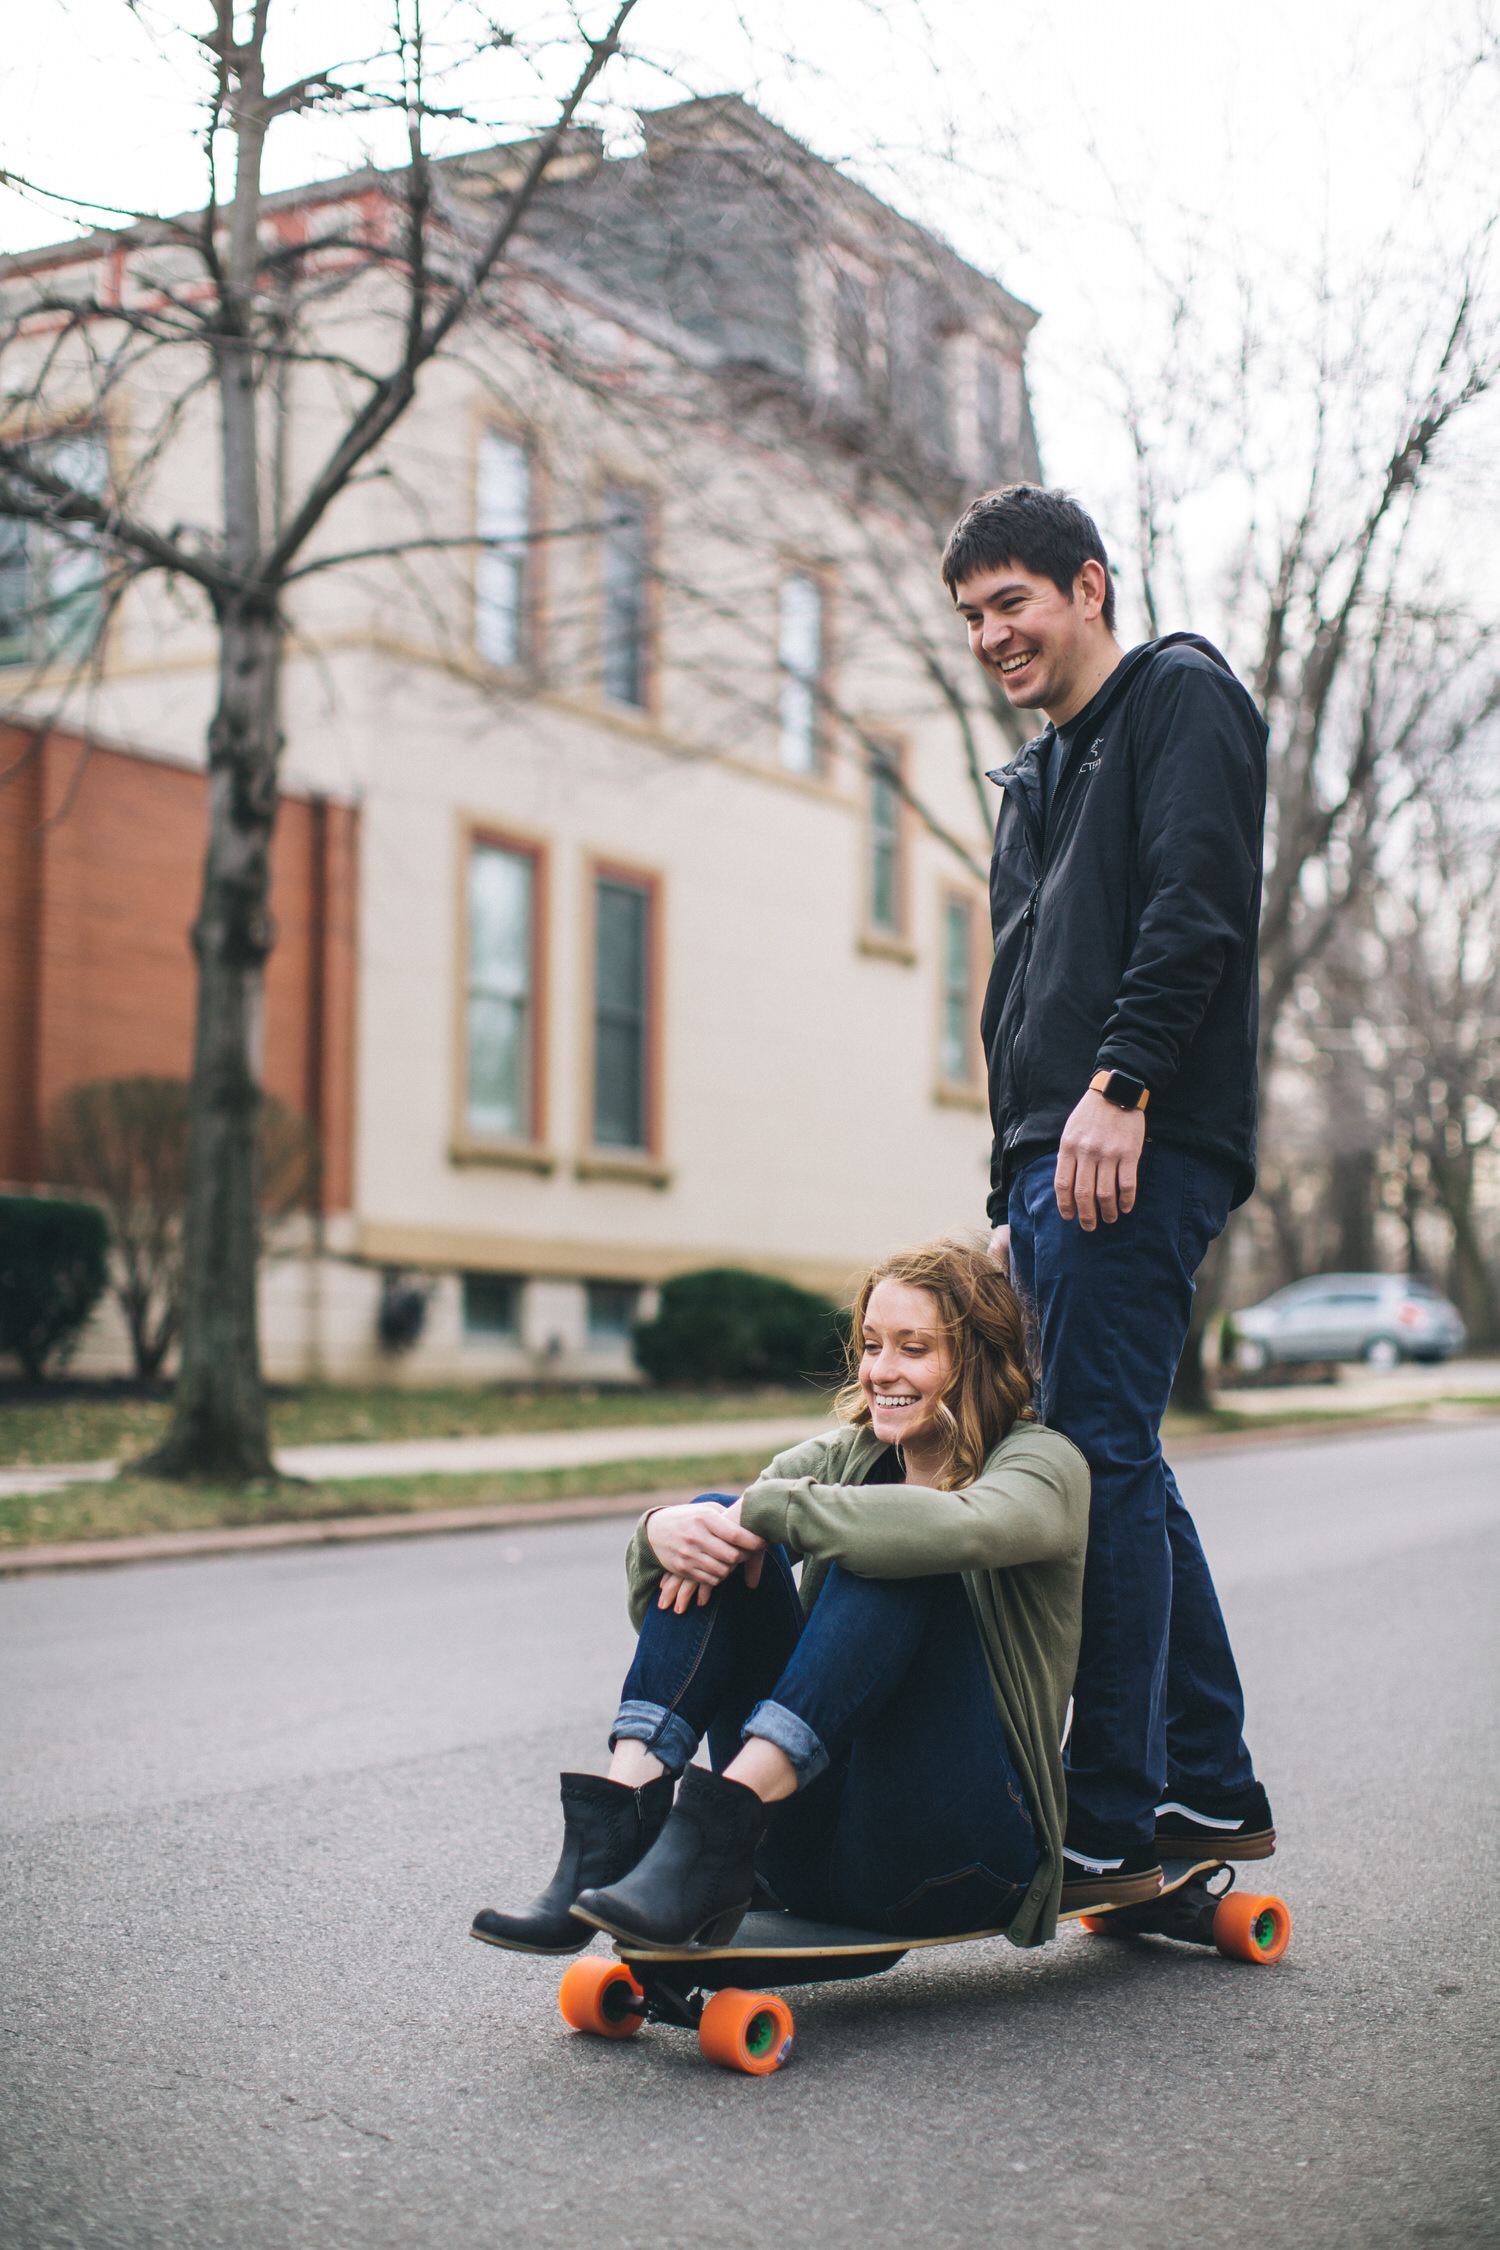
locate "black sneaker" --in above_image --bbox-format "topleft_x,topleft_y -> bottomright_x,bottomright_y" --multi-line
1154,1779 -> 1275,1861
1059,1841 -> 1163,1913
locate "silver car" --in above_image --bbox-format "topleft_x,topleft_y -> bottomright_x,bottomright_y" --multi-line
1231,1273 -> 1466,1371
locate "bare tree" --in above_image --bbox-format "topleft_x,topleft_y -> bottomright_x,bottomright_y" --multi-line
0,1 -> 639,1473
378,100 -> 1037,878
1369,775 -> 1500,1343
1105,249 -> 1500,1404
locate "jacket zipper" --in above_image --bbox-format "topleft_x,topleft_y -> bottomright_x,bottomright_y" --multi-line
998,770 -> 1045,1155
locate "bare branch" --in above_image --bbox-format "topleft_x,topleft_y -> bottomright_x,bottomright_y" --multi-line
259,0 -> 641,586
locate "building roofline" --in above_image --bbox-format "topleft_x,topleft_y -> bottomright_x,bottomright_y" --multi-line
1,99 -> 1037,330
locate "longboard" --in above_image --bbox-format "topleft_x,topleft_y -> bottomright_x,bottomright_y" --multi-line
552,1855 -> 1292,2075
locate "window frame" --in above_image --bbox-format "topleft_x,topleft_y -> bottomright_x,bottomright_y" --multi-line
472,422 -> 536,674
585,1278 -> 642,1347
860,734 -> 913,956
461,1269 -> 525,1344
0,422 -> 112,671
777,563 -> 830,776
596,478 -> 657,715
934,882 -> 988,1103
579,855 -> 666,1178
452,819 -> 552,1168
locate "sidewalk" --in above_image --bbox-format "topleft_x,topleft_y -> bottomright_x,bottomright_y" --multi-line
1214,1356 -> 1500,1417
0,1412 -> 834,1502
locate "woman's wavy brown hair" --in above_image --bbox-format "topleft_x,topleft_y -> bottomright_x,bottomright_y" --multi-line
834,1237 -> 1036,1490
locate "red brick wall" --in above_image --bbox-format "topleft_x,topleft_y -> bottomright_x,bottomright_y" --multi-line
0,725 -> 357,1209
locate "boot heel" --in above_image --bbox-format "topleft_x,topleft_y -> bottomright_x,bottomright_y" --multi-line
695,1903 -> 751,1947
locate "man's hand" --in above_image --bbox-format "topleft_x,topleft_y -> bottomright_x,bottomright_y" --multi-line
1055,1089 -> 1146,1230
646,1497 -> 766,1611
987,1224 -> 1011,1277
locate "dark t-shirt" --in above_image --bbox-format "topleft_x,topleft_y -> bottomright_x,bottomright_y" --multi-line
1041,667 -> 1122,835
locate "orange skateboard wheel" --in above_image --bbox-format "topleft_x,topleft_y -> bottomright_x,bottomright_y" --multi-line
1212,1890 -> 1291,1964
697,1988 -> 795,2075
1077,1913 -> 1115,1934
558,1956 -> 645,2038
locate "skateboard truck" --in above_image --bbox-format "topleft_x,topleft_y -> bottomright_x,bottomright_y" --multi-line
1077,1860 -> 1293,1959
558,1955 -> 795,2074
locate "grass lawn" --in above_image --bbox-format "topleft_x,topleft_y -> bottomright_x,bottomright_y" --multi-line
4,1386 -> 1493,1554
0,1447 -> 779,1550
0,1383 -> 838,1470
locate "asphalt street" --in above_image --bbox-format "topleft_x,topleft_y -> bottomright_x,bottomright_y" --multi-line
2,1420 -> 1497,2250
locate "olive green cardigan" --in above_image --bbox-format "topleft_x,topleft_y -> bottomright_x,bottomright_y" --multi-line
624,1418 -> 1090,1949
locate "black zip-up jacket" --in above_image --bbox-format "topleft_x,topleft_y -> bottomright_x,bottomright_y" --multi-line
981,633 -> 1267,1222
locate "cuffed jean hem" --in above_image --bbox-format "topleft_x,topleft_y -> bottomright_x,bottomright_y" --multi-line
743,1698 -> 829,1786
610,1699 -> 698,1778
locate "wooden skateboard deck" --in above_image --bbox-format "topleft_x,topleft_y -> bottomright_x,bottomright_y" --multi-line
609,1857 -> 1255,1981
550,1855 -> 1293,2073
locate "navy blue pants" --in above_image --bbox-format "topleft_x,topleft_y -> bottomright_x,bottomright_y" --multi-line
614,1513 -> 1038,1937
1008,1140 -> 1255,1855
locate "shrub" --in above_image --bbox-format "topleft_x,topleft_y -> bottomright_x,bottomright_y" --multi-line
633,1267 -> 846,1388
0,1195 -> 110,1380
46,1076 -> 318,1382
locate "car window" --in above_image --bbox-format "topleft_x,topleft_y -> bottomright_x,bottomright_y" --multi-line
1327,1291 -> 1381,1305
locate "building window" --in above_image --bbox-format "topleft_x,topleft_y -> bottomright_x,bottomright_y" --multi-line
834,265 -> 871,414
0,429 -> 109,668
600,485 -> 650,708
939,892 -> 978,1084
465,836 -> 541,1142
463,1271 -> 521,1339
474,428 -> 531,668
975,352 -> 1021,470
586,1280 -> 641,1343
778,571 -> 824,773
868,748 -> 905,936
593,871 -> 655,1151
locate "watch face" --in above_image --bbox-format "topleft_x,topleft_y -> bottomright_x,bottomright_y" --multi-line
1105,1072 -> 1146,1109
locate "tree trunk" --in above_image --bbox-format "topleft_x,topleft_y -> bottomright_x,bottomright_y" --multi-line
1328,1148 -> 1376,1272
1426,1149 -> 1500,1349
1170,1221 -> 1234,1415
140,606 -> 281,1476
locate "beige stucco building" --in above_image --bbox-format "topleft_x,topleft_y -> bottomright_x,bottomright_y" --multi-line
1,99 -> 1042,1383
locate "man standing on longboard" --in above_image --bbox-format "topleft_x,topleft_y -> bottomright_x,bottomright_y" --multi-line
945,485 -> 1275,1910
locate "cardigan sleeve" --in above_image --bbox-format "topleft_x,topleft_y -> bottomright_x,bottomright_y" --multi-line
623,1429 -> 853,1631
739,1425 -> 1088,1578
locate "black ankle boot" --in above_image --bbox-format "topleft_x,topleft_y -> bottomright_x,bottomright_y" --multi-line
470,1772 -> 675,1954
571,1766 -> 771,1949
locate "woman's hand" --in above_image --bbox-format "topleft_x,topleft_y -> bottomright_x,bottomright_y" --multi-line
647,1498 -> 766,1612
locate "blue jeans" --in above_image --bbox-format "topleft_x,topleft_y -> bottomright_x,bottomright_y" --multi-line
1007,1141 -> 1255,1856
613,1503 -> 1038,1937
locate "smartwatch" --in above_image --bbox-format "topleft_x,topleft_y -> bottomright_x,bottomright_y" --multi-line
1090,1068 -> 1150,1112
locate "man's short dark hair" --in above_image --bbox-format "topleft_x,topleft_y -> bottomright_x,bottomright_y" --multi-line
941,484 -> 1116,632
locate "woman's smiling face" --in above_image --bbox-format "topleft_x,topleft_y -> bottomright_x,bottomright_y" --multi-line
858,1278 -> 953,1457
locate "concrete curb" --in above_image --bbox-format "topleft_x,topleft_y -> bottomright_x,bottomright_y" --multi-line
0,1487 -> 691,1577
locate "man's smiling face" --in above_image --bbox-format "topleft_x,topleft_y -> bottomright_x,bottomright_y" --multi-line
952,558 -> 1103,724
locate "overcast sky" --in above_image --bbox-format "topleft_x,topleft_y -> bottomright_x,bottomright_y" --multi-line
4,1 -> 1496,627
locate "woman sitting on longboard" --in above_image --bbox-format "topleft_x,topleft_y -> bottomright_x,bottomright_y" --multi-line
471,1238 -> 1119,1960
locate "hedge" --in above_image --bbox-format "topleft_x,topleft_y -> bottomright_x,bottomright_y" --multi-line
0,1195 -> 110,1380
632,1267 -> 847,1388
